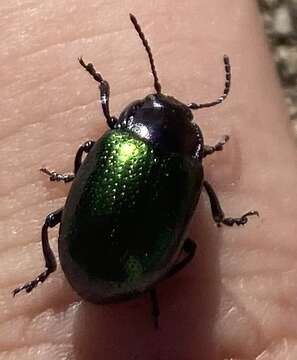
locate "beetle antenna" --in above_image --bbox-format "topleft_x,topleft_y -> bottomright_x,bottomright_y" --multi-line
129,13 -> 162,94
188,55 -> 231,110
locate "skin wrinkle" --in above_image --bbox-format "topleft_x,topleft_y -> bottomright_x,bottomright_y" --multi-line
0,283 -> 76,325
0,302 -> 78,353
220,280 -> 297,354
2,43 -> 152,109
1,27 -> 128,92
2,24 -> 124,62
217,284 -> 264,358
1,83 -> 152,142
3,67 -> 81,98
0,343 -> 74,360
1,13 -> 128,61
0,0 -> 38,11
0,186 -> 63,220
0,343 -> 70,357
1,154 -> 62,180
0,198 -> 62,246
2,47 -> 150,107
0,210 -> 61,254
1,0 -> 297,359
255,338 -> 297,359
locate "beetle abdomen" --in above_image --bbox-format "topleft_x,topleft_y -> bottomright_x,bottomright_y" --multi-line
59,130 -> 203,302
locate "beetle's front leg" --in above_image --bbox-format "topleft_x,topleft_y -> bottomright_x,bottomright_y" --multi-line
204,181 -> 259,226
203,135 -> 230,158
73,140 -> 95,174
40,168 -> 75,183
78,57 -> 118,129
12,208 -> 63,296
41,140 -> 95,183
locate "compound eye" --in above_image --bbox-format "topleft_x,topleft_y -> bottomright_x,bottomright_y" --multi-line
130,123 -> 150,140
145,94 -> 156,102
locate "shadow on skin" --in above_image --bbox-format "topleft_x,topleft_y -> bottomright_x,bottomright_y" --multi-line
71,200 -> 222,360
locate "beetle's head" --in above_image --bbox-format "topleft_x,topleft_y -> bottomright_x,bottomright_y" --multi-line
118,93 -> 193,125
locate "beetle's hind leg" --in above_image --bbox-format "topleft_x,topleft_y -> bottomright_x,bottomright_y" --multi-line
78,57 -> 118,129
203,135 -> 230,158
12,208 -> 63,296
204,181 -> 259,226
166,238 -> 197,279
149,288 -> 160,329
146,239 -> 196,329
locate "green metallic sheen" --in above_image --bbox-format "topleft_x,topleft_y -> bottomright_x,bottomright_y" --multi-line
59,130 -> 203,303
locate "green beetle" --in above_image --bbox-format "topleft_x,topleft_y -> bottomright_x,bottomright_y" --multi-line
13,14 -> 258,327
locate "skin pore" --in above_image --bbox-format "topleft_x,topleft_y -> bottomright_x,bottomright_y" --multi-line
1,0 -> 297,359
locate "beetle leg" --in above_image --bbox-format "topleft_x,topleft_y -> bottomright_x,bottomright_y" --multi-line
12,208 -> 63,296
149,288 -> 160,329
166,238 -> 197,279
188,55 -> 231,110
150,239 -> 196,327
203,135 -> 230,158
78,57 -> 118,129
74,140 -> 95,174
40,140 -> 95,183
40,168 -> 75,183
204,181 -> 259,226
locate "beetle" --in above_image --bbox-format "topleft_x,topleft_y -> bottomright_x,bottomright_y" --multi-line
13,14 -> 258,327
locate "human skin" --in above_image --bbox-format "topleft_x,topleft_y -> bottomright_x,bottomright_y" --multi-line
1,0 -> 297,359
